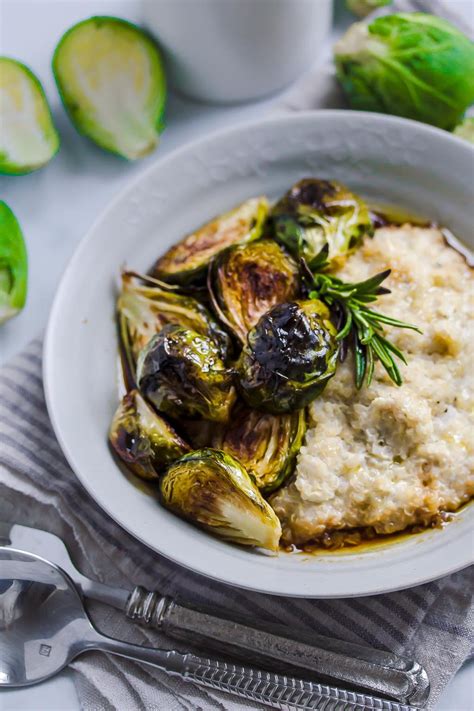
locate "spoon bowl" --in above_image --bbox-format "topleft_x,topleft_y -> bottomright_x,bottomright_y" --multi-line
0,548 -> 93,686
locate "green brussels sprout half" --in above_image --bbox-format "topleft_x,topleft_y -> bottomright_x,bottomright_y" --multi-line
237,300 -> 339,414
109,389 -> 190,480
453,117 -> 474,144
210,239 -> 300,344
346,0 -> 392,18
53,17 -> 166,160
213,403 -> 306,494
0,58 -> 59,175
118,272 -> 230,383
334,13 -> 474,131
152,197 -> 269,285
137,324 -> 236,422
0,202 -> 28,324
160,448 -> 282,550
271,179 -> 372,270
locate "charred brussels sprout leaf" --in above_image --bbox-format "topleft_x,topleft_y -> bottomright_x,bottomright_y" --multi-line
118,272 -> 230,382
160,448 -> 282,550
152,197 -> 269,285
271,179 -> 372,270
237,300 -> 339,413
214,404 -> 306,494
109,389 -> 190,480
53,17 -> 166,160
137,324 -> 236,422
0,201 -> 28,324
210,239 -> 300,343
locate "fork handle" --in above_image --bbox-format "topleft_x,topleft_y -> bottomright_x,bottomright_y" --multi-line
88,632 -> 417,711
125,587 -> 429,705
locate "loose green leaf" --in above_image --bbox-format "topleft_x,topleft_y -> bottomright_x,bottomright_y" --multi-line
0,201 -> 28,324
53,17 -> 166,159
0,58 -> 59,174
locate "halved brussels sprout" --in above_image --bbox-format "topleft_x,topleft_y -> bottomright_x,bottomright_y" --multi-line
160,448 -> 282,550
137,324 -> 236,422
271,179 -> 373,270
0,58 -> 59,174
210,239 -> 300,343
237,300 -> 339,413
53,17 -> 166,160
152,197 -> 269,285
118,272 -> 230,381
0,201 -> 28,324
214,404 -> 306,494
109,389 -> 190,480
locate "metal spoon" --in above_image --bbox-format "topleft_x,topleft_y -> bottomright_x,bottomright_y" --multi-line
0,547 -> 420,710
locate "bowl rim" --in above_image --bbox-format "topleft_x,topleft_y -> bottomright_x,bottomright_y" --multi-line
44,110 -> 474,598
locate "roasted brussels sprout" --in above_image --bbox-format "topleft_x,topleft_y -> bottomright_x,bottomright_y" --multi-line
137,324 -> 236,422
152,197 -> 269,285
237,300 -> 338,413
109,389 -> 190,480
214,404 -> 306,494
271,179 -> 372,270
160,448 -> 282,550
210,239 -> 300,343
118,272 -> 230,380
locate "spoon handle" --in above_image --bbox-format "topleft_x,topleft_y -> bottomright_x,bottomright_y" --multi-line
89,634 -> 418,711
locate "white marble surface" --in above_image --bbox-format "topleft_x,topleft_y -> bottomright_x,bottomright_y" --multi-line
0,1 -> 472,709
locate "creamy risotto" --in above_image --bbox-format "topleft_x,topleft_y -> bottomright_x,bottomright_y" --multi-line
271,225 -> 474,546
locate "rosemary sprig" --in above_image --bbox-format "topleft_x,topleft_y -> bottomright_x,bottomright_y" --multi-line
308,251 -> 422,388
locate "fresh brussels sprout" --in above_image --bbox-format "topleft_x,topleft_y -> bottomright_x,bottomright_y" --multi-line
160,448 -> 282,550
453,117 -> 474,144
209,239 -> 299,344
53,17 -> 166,160
137,324 -> 236,422
271,179 -> 372,270
109,389 -> 190,480
152,197 -> 269,285
0,58 -> 59,174
334,14 -> 474,131
118,272 -> 230,381
237,300 -> 339,414
214,404 -> 306,494
0,202 -> 28,324
346,0 -> 392,18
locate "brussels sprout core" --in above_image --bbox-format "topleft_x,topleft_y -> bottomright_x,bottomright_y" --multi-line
271,179 -> 372,270
237,300 -> 339,413
137,324 -> 235,422
160,448 -> 282,550
109,389 -> 190,479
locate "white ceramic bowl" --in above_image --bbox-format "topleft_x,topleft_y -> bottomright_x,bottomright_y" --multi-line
44,111 -> 474,598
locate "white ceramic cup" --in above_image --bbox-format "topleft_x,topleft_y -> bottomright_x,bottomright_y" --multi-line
143,0 -> 333,104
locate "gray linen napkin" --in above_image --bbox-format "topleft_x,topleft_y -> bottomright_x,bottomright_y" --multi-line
1,340 -> 473,710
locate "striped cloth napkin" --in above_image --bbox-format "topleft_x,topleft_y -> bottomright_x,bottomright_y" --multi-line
0,343 -> 473,709
1,2 -> 473,709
